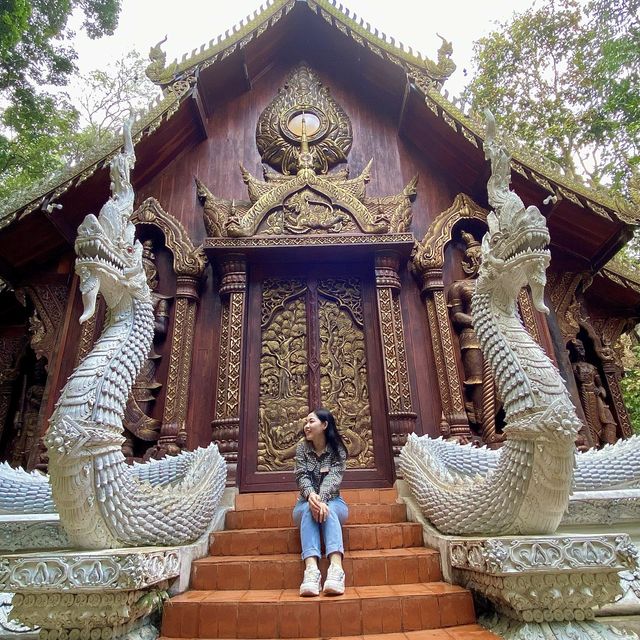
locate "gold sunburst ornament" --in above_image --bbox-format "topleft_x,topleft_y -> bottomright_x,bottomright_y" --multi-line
256,64 -> 352,175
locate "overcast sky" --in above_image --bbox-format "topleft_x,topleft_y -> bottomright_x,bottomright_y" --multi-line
71,0 -> 539,97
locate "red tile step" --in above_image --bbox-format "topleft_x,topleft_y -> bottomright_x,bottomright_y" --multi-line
192,548 -> 442,590
159,625 -> 499,639
210,522 -> 423,556
161,584 -> 478,638
225,502 -> 407,529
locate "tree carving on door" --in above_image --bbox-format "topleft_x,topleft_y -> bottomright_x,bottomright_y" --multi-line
257,277 -> 375,471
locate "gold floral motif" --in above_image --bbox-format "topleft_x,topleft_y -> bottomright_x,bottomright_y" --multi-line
256,64 -> 352,175
318,279 -> 374,468
426,296 -> 451,416
257,285 -> 309,470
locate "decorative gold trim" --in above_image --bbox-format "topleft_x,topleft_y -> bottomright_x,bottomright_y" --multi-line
434,290 -> 466,416
204,232 -> 415,249
517,289 -> 542,346
132,198 -> 206,276
146,0 -> 454,90
412,193 -> 489,275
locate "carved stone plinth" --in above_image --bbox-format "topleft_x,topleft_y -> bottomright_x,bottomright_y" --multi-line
0,547 -> 181,640
0,515 -> 68,553
398,480 -> 640,639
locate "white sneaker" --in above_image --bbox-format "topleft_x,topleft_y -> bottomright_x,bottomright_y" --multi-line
323,564 -> 345,595
299,566 -> 322,596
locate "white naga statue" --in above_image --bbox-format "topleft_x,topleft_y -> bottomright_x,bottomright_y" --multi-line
0,120 -> 226,549
400,111 -> 640,537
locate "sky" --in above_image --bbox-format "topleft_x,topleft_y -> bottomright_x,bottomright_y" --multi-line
70,0 -> 539,98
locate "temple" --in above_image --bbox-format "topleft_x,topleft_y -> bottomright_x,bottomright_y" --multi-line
0,1 -> 639,639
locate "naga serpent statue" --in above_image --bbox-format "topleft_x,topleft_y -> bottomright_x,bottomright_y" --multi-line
0,120 -> 226,549
400,111 -> 640,536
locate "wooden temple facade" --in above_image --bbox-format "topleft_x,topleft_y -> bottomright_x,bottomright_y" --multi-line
0,0 -> 639,492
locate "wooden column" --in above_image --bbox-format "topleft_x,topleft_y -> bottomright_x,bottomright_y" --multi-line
600,347 -> 634,439
420,268 -> 470,439
156,274 -> 201,455
211,254 -> 247,481
374,251 -> 417,454
0,337 -> 22,442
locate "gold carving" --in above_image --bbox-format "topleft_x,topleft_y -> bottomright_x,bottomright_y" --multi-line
257,282 -> 309,470
256,277 -> 375,471
15,284 -> 68,365
518,288 -> 542,346
256,64 -> 352,175
411,193 -> 489,277
197,67 -> 416,240
204,233 -> 415,249
145,36 -> 178,85
434,290 -> 466,415
132,198 -> 206,277
318,278 -> 374,468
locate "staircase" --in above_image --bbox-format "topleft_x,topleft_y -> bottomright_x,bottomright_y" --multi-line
161,488 -> 499,639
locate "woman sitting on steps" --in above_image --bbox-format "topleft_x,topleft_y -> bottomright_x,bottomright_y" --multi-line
293,408 -> 349,596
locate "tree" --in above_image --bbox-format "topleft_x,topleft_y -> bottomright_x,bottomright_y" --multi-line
0,50 -> 158,203
63,50 -> 159,164
463,0 -> 639,193
0,0 -> 121,200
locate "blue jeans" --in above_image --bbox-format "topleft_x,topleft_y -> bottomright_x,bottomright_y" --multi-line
292,496 -> 349,560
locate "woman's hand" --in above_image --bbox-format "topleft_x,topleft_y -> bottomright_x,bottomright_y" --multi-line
308,493 -> 329,523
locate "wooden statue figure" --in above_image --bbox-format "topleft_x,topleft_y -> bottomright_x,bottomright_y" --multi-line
122,239 -> 171,460
447,231 -> 503,444
569,338 -> 618,447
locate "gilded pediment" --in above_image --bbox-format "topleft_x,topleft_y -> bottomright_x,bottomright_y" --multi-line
197,164 -> 417,238
197,64 -> 417,239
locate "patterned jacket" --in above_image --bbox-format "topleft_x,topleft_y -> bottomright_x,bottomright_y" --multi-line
294,439 -> 347,503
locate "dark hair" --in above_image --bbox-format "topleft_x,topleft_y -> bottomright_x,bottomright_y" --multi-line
313,407 -> 346,456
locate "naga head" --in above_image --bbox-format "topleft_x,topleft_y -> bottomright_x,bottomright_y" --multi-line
477,110 -> 551,312
74,119 -> 150,321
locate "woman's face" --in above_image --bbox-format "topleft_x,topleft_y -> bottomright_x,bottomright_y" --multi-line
303,412 -> 327,441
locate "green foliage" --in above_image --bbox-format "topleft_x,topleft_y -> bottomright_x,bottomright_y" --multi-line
463,0 -> 639,192
0,0 -> 121,201
0,50 -> 158,204
620,345 -> 640,434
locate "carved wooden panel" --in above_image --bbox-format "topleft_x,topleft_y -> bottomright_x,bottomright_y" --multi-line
255,277 -> 374,471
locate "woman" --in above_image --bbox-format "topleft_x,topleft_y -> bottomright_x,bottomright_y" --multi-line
293,408 -> 348,596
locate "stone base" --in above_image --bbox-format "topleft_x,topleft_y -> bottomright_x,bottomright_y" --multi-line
0,515 -> 68,553
396,480 -> 640,639
482,613 -> 639,639
0,489 -> 236,640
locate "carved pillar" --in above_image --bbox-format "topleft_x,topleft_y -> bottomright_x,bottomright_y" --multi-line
599,344 -> 633,439
420,268 -> 470,437
131,197 -> 208,458
154,275 -> 200,455
211,255 -> 247,479
374,251 -> 417,454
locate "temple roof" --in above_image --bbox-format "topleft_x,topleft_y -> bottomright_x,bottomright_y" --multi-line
0,0 -> 637,280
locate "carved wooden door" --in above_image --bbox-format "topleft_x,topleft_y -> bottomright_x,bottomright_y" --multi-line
239,261 -> 394,491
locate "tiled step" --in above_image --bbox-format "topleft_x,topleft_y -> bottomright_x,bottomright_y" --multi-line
225,502 -> 407,529
192,548 -> 442,590
161,583 -> 476,639
159,623 -> 500,639
234,488 -> 399,511
210,522 -> 423,555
